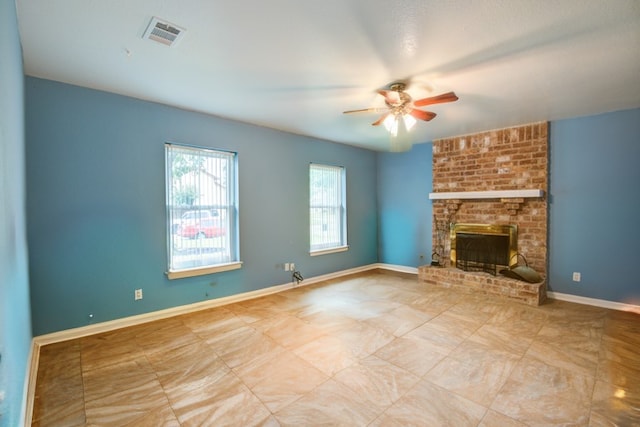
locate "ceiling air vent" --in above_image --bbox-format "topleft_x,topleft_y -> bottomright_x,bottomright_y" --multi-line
143,17 -> 185,47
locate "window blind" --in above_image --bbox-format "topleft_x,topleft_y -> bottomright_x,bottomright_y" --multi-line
309,163 -> 346,252
166,143 -> 238,275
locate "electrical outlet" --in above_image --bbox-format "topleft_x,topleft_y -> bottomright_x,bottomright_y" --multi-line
284,263 -> 289,271
572,272 -> 581,282
290,263 -> 295,271
135,288 -> 143,300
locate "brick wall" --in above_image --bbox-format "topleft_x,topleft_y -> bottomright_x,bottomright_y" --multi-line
431,122 -> 548,276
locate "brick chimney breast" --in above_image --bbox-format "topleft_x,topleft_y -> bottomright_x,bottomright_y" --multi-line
425,122 -> 549,305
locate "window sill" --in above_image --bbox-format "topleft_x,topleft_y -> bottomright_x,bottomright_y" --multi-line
309,246 -> 349,257
167,261 -> 243,280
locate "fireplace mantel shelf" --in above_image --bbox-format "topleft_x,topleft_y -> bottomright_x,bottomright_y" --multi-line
429,189 -> 544,200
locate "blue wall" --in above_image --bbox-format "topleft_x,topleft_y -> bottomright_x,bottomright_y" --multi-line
0,0 -> 32,424
26,78 -> 378,335
548,109 -> 640,304
24,77 -> 640,339
377,143 -> 433,267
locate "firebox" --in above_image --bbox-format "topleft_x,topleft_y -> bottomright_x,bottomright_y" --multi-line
450,223 -> 517,275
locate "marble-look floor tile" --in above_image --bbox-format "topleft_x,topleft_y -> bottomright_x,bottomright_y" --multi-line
425,311 -> 482,338
478,410 -> 528,427
596,356 -> 640,389
214,327 -> 285,369
527,331 -> 599,377
491,355 -> 594,426
372,379 -> 487,427
292,334 -> 358,376
167,371 -> 272,426
449,295 -> 507,316
537,315 -> 605,341
34,357 -> 83,403
32,394 -> 86,427
363,283 -> 423,306
467,324 -> 532,356
274,379 -> 381,426
84,376 -> 176,426
87,402 -> 179,427
80,329 -> 144,372
404,313 -> 474,354
38,340 -> 81,366
589,379 -> 640,427
374,336 -> 448,377
253,313 -> 326,349
484,304 -> 548,338
600,334 -> 640,369
33,343 -> 87,425
331,321 -> 395,359
31,272 -> 640,426
425,352 -> 517,407
542,299 -> 608,323
364,304 -> 433,337
333,355 -> 420,410
409,296 -> 455,318
146,341 -> 230,393
233,350 -> 328,412
448,338 -> 521,367
228,294 -> 295,322
338,299 -> 401,321
203,323 -> 257,353
134,319 -> 201,355
296,309 -> 360,334
183,310 -> 249,340
82,356 -> 157,403
179,306 -> 237,328
305,292 -> 368,317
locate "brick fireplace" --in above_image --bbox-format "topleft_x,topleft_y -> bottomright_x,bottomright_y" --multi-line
418,122 -> 548,305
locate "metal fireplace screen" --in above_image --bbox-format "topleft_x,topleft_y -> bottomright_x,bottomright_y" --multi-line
450,223 -> 517,275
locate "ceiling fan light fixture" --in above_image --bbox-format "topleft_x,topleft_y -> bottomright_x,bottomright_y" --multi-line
403,114 -> 417,131
389,117 -> 413,152
384,113 -> 416,135
383,114 -> 397,133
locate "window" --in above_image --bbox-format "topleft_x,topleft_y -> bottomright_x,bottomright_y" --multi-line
309,163 -> 347,255
165,143 -> 240,278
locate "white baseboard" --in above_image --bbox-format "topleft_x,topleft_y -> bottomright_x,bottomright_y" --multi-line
373,263 -> 418,274
21,340 -> 38,427
547,291 -> 640,314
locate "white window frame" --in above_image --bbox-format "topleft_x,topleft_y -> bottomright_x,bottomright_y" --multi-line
309,163 -> 348,255
165,143 -> 241,279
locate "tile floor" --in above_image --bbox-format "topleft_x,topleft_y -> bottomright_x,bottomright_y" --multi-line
32,272 -> 640,426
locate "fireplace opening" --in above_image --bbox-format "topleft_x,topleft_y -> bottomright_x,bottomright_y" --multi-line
450,223 -> 517,275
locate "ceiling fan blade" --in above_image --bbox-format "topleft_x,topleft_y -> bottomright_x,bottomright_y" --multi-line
410,109 -> 437,122
372,113 -> 391,126
343,107 -> 387,114
413,91 -> 458,107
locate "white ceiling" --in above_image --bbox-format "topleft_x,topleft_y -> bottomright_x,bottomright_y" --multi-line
16,0 -> 640,151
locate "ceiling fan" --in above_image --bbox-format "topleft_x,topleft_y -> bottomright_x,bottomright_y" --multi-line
343,82 -> 458,127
